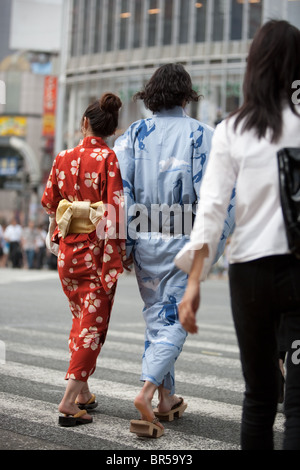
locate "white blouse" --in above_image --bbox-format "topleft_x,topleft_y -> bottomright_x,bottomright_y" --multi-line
175,104 -> 300,280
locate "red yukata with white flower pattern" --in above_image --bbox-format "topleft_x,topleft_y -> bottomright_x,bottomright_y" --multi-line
41,136 -> 126,382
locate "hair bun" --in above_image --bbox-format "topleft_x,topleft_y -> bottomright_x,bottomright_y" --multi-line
99,93 -> 122,113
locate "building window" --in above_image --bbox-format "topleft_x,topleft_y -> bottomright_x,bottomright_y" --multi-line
133,0 -> 143,48
195,1 -> 207,43
120,0 -> 130,50
212,0 -> 224,41
288,0 -> 300,29
226,79 -> 241,112
230,0 -> 243,40
179,0 -> 190,44
163,0 -> 173,45
106,0 -> 116,51
83,0 -> 92,54
93,0 -> 103,53
148,0 -> 159,46
71,0 -> 80,57
249,0 -> 262,39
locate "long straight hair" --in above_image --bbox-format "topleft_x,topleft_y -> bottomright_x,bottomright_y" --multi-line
231,20 -> 300,143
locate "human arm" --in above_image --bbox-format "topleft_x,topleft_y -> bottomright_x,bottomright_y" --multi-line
178,244 -> 209,333
113,126 -> 136,258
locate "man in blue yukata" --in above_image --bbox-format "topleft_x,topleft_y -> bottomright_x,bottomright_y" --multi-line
113,63 -> 235,438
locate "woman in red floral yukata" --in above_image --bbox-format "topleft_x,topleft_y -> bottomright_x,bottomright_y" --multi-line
41,93 -> 127,426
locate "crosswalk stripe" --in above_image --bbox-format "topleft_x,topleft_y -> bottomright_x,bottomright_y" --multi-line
2,325 -> 240,354
0,391 -> 241,450
5,338 -> 241,369
0,360 -> 284,435
4,341 -> 243,392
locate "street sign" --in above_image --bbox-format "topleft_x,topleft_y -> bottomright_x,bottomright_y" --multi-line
0,157 -> 18,176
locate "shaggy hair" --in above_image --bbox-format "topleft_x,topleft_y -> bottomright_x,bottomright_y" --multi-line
134,63 -> 201,112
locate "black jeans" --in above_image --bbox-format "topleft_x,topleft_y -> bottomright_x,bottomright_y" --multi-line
229,255 -> 300,450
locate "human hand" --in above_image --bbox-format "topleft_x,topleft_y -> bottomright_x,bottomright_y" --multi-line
123,255 -> 133,271
178,279 -> 200,334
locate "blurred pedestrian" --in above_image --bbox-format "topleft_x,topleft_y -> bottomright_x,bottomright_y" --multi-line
114,63 -> 235,438
4,217 -> 23,268
176,20 -> 300,450
21,220 -> 38,269
35,224 -> 47,269
41,93 -> 127,427
0,222 -> 4,265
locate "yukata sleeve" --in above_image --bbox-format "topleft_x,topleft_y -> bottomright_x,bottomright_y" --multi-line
41,157 -> 62,255
192,123 -> 235,265
113,126 -> 136,258
98,151 -> 127,293
177,121 -> 236,277
41,157 -> 62,215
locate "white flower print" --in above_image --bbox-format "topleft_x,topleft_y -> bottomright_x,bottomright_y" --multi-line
62,277 -> 79,291
89,240 -> 101,256
105,219 -> 115,238
66,373 -> 76,379
71,158 -> 80,176
84,292 -> 101,313
103,243 -> 113,262
90,148 -> 109,161
84,172 -> 99,190
79,326 -> 100,351
104,268 -> 119,289
73,242 -> 84,252
56,170 -> 66,189
69,301 -> 81,318
84,252 -> 94,269
112,190 -> 124,206
58,251 -> 65,268
89,272 -> 101,289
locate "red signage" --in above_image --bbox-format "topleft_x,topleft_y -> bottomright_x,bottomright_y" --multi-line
42,76 -> 57,136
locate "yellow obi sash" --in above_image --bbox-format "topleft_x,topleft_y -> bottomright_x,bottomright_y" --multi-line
56,199 -> 105,238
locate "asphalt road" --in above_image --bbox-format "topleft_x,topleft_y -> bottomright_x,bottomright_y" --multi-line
0,267 -> 285,455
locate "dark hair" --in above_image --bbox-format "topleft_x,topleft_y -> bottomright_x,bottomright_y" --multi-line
134,63 -> 201,112
82,92 -> 122,138
231,20 -> 300,143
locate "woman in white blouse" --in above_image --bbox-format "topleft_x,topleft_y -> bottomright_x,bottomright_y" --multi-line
175,20 -> 300,450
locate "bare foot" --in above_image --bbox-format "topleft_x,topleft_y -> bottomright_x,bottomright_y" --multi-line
134,392 -> 164,431
58,401 -> 92,420
157,393 -> 182,413
76,391 -> 93,404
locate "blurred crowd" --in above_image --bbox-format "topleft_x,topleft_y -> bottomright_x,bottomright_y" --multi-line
0,216 -> 57,270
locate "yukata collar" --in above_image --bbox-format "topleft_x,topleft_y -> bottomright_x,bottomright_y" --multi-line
80,136 -> 106,148
154,106 -> 186,118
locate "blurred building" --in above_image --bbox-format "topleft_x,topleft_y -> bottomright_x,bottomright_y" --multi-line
60,0 -> 300,151
0,0 -> 63,224
1,0 -> 300,224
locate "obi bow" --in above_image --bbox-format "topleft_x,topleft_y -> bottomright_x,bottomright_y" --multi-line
56,199 -> 105,238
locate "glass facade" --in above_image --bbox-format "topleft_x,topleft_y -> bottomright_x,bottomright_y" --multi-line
62,0 -> 298,150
